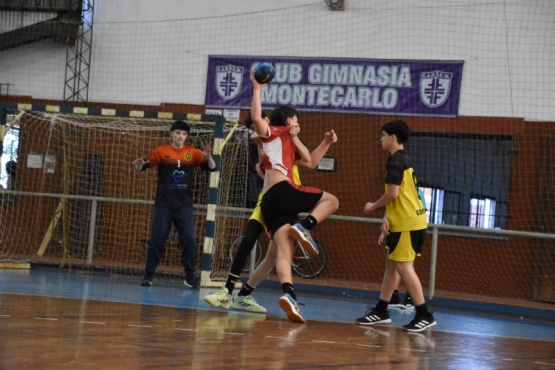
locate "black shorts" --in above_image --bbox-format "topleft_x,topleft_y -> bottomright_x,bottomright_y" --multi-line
261,181 -> 323,237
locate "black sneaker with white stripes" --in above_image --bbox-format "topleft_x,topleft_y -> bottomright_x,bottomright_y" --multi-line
355,306 -> 391,326
403,312 -> 436,332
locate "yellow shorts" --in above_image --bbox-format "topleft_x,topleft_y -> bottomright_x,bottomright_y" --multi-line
249,192 -> 267,231
386,229 -> 426,262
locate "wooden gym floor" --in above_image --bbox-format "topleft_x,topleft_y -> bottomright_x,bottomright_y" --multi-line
0,268 -> 554,369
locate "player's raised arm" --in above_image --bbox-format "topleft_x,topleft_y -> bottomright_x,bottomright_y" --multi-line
133,157 -> 150,172
297,130 -> 337,169
200,141 -> 216,170
250,71 -> 270,138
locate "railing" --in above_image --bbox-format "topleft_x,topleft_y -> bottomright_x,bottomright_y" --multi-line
1,190 -> 555,302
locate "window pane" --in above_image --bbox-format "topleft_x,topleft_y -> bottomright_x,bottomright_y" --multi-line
469,197 -> 496,229
1,126 -> 20,189
420,187 -> 444,224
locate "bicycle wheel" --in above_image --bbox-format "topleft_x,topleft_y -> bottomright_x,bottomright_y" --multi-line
291,238 -> 328,279
228,235 -> 263,273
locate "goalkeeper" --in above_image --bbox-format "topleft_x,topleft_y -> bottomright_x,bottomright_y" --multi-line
134,120 -> 216,288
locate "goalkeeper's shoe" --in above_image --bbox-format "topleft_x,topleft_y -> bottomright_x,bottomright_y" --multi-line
184,275 -> 199,289
140,278 -> 152,287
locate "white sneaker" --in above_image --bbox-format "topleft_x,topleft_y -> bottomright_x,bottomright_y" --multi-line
231,294 -> 267,313
204,287 -> 231,309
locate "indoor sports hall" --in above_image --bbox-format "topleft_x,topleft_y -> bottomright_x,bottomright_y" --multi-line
1,1 -> 554,369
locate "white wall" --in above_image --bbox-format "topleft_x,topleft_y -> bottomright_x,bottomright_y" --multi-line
0,0 -> 553,121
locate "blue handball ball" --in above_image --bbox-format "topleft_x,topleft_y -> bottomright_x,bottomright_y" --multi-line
254,62 -> 276,84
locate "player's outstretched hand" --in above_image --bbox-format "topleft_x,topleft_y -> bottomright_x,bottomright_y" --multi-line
201,141 -> 212,157
325,130 -> 337,144
133,157 -> 146,171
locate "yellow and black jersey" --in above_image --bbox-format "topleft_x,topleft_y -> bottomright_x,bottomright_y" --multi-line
385,150 -> 427,232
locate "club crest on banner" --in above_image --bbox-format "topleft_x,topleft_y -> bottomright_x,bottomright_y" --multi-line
215,65 -> 244,100
420,70 -> 452,108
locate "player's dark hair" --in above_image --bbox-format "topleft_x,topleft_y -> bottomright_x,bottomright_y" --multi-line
244,111 -> 267,129
170,120 -> 190,133
382,120 -> 410,144
270,105 -> 298,127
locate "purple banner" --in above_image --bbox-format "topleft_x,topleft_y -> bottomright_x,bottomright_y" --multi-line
205,55 -> 463,118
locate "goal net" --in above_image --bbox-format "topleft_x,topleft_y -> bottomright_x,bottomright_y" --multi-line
0,109 -> 251,284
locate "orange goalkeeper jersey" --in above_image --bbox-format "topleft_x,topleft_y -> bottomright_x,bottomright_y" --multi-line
146,144 -> 211,207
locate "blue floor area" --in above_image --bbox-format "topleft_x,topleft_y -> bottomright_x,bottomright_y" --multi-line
1,268 -> 554,342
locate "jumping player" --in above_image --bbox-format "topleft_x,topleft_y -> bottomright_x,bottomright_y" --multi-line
250,70 -> 339,323
204,112 -> 337,314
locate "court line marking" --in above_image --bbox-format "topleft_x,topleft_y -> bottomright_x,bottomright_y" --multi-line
17,311 -> 550,368
0,314 -> 10,318
175,328 -> 197,332
80,320 -> 106,325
